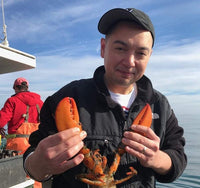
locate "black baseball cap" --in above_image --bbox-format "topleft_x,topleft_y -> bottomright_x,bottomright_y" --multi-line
98,8 -> 155,46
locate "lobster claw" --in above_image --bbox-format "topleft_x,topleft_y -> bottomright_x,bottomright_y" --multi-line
55,97 -> 82,132
133,103 -> 152,127
132,103 -> 152,136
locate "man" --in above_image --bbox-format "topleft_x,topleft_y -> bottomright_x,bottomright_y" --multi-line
0,77 -> 43,154
23,8 -> 187,187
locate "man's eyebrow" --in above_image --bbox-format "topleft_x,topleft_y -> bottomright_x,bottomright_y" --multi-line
113,40 -> 127,46
113,40 -> 150,52
114,40 -> 127,46
139,47 -> 150,52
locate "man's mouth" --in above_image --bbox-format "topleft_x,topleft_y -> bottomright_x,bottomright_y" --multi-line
118,69 -> 135,77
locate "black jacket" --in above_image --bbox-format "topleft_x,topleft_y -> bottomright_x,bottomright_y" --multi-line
24,66 -> 187,188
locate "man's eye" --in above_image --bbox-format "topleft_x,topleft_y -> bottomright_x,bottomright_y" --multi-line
138,52 -> 146,56
116,47 -> 122,50
116,47 -> 125,51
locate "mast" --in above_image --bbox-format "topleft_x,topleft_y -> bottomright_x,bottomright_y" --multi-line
1,0 -> 9,46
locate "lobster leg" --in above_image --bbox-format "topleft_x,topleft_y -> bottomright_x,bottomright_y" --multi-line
110,167 -> 137,186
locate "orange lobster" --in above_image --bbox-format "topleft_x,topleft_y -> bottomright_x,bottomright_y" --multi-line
55,97 -> 152,187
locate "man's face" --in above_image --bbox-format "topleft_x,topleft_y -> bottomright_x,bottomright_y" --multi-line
101,22 -> 153,94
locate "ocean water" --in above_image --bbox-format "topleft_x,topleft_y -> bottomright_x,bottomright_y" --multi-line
157,113 -> 200,187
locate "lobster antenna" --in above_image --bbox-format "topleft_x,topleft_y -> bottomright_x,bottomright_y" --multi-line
1,0 -> 9,46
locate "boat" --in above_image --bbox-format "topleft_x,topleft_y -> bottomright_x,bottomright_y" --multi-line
0,43 -> 36,74
0,0 -> 36,187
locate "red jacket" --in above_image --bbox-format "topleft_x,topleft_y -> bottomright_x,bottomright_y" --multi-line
0,91 -> 43,134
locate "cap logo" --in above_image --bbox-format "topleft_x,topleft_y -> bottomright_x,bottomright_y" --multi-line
126,8 -> 133,12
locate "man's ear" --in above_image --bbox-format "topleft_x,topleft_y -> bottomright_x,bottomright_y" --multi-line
100,38 -> 106,58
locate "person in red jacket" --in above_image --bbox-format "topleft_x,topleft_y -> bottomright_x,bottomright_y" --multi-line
0,77 -> 43,154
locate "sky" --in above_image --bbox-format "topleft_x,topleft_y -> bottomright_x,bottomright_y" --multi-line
0,0 -> 200,117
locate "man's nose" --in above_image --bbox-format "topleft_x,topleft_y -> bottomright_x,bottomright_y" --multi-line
124,53 -> 135,67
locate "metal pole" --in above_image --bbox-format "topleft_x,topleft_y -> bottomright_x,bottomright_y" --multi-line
1,0 -> 9,46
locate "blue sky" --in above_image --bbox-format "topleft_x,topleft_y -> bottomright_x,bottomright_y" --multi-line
0,0 -> 200,116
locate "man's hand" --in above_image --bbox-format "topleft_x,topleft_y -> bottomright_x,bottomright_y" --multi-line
25,127 -> 87,181
122,124 -> 172,175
